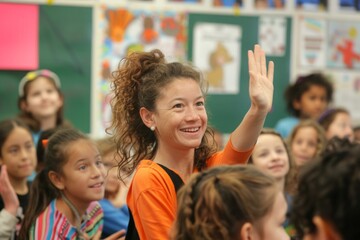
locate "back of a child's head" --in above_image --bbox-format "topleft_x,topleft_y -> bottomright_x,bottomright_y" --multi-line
172,165 -> 277,240
285,73 -> 333,117
291,137 -> 360,239
17,69 -> 66,131
20,128 -> 88,239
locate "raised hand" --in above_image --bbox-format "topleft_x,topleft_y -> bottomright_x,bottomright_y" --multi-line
248,44 -> 274,113
0,165 -> 19,216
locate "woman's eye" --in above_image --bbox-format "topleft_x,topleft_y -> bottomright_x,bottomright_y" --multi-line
196,101 -> 204,107
173,103 -> 183,109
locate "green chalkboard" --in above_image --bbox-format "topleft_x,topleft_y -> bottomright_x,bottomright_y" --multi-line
188,13 -> 292,133
0,5 -> 92,133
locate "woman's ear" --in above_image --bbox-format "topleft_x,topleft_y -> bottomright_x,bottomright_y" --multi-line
139,107 -> 155,129
308,216 -> 342,240
48,171 -> 65,190
239,222 -> 255,240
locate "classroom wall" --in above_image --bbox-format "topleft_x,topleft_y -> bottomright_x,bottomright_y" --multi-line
2,0 -> 360,136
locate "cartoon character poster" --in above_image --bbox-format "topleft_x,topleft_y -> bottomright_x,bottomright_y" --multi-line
327,20 -> 360,69
97,7 -> 188,136
193,22 -> 241,94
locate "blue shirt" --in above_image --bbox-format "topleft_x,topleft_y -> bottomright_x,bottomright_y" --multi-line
99,199 -> 129,238
274,116 -> 299,138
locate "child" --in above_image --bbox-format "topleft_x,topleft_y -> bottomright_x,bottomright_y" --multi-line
291,137 -> 360,239
109,45 -> 274,239
318,107 -> 354,142
288,119 -> 326,167
0,166 -> 20,239
96,137 -> 130,238
19,128 -> 106,239
0,118 -> 37,239
275,72 -> 333,138
172,165 -> 289,240
17,69 -> 71,145
248,128 -> 297,237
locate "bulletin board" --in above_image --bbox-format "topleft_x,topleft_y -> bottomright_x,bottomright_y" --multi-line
188,13 -> 292,133
0,5 -> 92,133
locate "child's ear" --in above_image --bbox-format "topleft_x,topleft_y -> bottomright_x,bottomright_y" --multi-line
19,99 -> 28,112
309,216 -> 342,240
139,107 -> 155,129
293,99 -> 301,110
239,222 -> 255,240
48,171 -> 65,190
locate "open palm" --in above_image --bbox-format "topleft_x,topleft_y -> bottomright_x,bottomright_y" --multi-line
248,44 -> 274,113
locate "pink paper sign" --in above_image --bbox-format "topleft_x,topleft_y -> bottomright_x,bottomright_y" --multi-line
0,3 -> 39,70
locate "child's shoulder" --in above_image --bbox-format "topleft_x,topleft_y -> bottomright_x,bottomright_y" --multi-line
275,116 -> 299,138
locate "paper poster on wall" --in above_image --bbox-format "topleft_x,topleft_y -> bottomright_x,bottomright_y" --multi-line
0,3 -> 39,70
327,20 -> 360,69
254,0 -> 285,9
193,23 -> 241,94
338,0 -> 360,11
330,71 -> 360,122
97,8 -> 188,136
258,16 -> 286,56
296,0 -> 328,11
213,0 -> 243,7
299,17 -> 326,67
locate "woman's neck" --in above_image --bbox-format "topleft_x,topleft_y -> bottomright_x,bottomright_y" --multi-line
9,176 -> 28,195
153,145 -> 195,182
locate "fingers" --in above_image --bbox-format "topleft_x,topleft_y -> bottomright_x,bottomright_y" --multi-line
254,44 -> 261,74
267,61 -> 274,82
248,49 -> 255,74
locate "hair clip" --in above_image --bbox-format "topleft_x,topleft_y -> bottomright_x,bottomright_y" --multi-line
18,69 -> 61,97
42,139 -> 49,148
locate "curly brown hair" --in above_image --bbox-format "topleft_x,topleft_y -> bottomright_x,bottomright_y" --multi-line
108,49 -> 217,179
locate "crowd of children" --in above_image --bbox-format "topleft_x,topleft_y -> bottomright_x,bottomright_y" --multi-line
0,44 -> 360,240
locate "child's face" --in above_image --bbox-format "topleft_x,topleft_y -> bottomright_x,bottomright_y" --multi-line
291,126 -> 318,166
294,85 -> 328,119
60,139 -> 106,206
251,134 -> 290,181
150,78 -> 207,150
326,112 -> 354,142
22,76 -> 63,121
252,191 -> 290,240
103,152 -> 121,195
0,127 -> 36,180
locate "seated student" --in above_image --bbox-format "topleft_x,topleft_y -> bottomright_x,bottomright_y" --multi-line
0,119 -> 37,239
172,165 -> 290,240
19,129 -> 124,239
318,107 -> 354,142
248,128 -> 297,238
287,119 -> 326,167
95,137 -> 131,238
275,73 -> 333,138
291,137 -> 360,240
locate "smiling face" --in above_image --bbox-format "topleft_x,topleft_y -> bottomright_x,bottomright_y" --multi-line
0,126 -> 36,181
251,134 -> 290,182
149,77 -> 207,151
22,76 -> 63,122
291,126 -> 318,166
58,139 -> 106,208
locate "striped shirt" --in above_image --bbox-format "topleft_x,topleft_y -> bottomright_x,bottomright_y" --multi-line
29,199 -> 103,239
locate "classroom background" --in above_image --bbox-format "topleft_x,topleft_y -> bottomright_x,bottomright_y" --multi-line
1,0 -> 360,138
